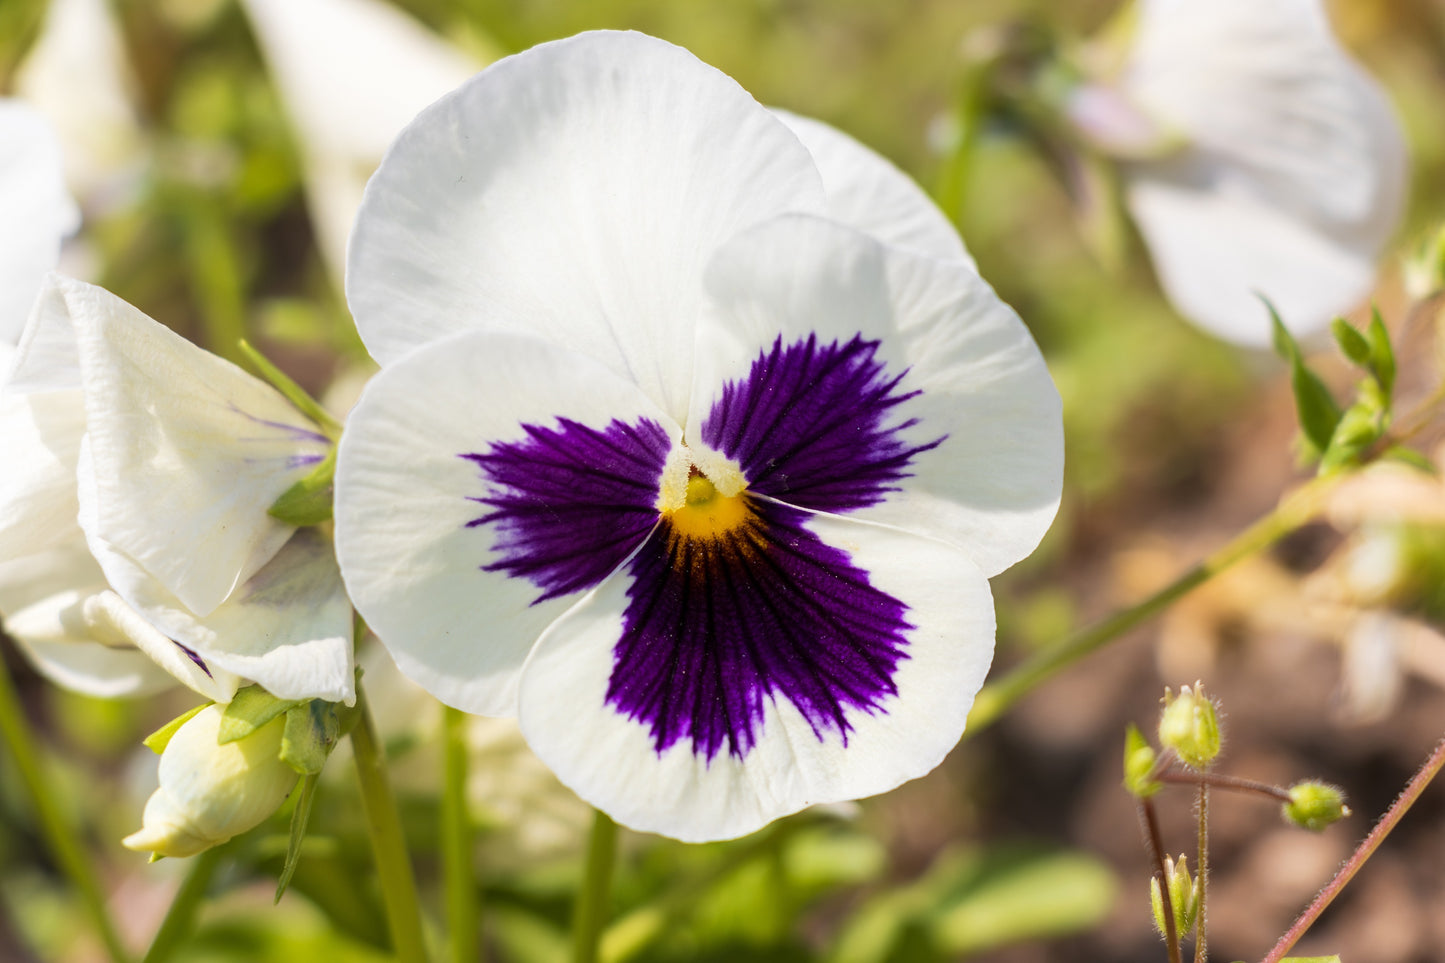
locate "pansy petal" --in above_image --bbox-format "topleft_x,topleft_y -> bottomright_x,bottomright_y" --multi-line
0,103 -> 77,344
518,504 -> 994,841
334,329 -> 682,715
0,387 -> 84,560
47,275 -> 329,616
689,214 -> 1061,577
773,110 -> 974,267
347,30 -> 825,421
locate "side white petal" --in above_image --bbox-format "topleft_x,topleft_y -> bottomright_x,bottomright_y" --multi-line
773,110 -> 974,267
0,387 -> 84,560
335,329 -> 682,716
518,510 -> 995,842
690,214 -> 1062,577
52,276 -> 328,615
0,103 -> 77,344
76,455 -> 349,704
8,273 -> 82,393
347,30 -> 826,421
1122,0 -> 1407,341
239,0 -> 481,283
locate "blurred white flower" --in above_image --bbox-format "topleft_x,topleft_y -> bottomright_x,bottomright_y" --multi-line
238,0 -> 483,285
1072,0 -> 1407,346
16,0 -> 146,208
123,703 -> 298,858
0,101 -> 77,349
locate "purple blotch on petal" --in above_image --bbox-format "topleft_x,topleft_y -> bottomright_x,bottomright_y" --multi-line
462,417 -> 671,604
607,498 -> 911,762
174,641 -> 214,679
701,334 -> 943,514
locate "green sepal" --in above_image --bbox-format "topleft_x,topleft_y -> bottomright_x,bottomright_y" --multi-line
1268,299 -> 1341,454
1367,306 -> 1396,398
142,703 -> 210,754
1330,317 -> 1371,366
275,773 -> 320,903
280,700 -> 340,775
219,686 -> 301,745
238,339 -> 343,440
267,444 -> 337,526
1122,724 -> 1161,798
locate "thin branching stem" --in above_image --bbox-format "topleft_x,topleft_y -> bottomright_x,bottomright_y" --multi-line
1261,735 -> 1445,963
1140,798 -> 1182,963
1194,783 -> 1208,963
1159,770 -> 1293,804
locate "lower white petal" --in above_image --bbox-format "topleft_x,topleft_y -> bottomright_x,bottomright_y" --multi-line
0,386 -> 84,560
518,505 -> 995,842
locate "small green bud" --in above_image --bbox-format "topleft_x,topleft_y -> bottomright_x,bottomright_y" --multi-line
1123,723 -> 1161,798
1158,683 -> 1222,769
1283,781 -> 1351,832
1149,854 -> 1199,940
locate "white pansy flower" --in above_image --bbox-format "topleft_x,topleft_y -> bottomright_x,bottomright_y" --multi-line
123,703 -> 298,858
239,0 -> 482,285
4,275 -> 354,703
335,32 -> 1062,841
1072,0 -> 1407,346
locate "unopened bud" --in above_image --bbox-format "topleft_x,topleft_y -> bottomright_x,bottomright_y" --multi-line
1283,781 -> 1351,832
1149,854 -> 1199,940
1123,724 -> 1162,797
1158,683 -> 1221,769
124,704 -> 298,858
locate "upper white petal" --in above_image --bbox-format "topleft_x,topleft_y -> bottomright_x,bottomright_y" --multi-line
346,30 -> 826,422
334,328 -> 681,716
46,275 -> 328,616
239,0 -> 481,283
773,110 -> 974,268
518,509 -> 995,842
690,214 -> 1062,577
1121,0 -> 1407,342
0,102 -> 78,345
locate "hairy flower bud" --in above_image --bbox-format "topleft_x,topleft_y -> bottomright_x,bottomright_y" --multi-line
123,704 -> 298,858
1158,683 -> 1221,769
1123,724 -> 1162,798
1283,781 -> 1351,832
1149,854 -> 1199,941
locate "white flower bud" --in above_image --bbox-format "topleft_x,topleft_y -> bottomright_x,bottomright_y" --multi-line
124,704 -> 298,858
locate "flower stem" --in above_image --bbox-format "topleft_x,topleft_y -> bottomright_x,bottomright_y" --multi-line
966,476 -> 1337,734
1159,770 -> 1292,804
1193,783 -> 1208,963
0,650 -> 130,963
1262,734 -> 1445,963
141,846 -> 222,963
1140,797 -> 1182,963
572,810 -> 619,963
441,705 -> 478,963
350,683 -> 429,963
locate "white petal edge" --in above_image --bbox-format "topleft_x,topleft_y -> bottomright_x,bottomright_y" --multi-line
517,507 -> 996,842
48,275 -> 328,615
334,328 -> 683,716
346,29 -> 826,422
689,213 -> 1062,578
0,102 -> 77,344
773,109 -> 975,268
0,386 -> 84,560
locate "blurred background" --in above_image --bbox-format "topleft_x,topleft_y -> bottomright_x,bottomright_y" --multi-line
3,0 -> 1445,960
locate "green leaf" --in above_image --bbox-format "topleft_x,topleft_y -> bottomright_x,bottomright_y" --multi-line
238,339 -> 343,439
219,686 -> 301,745
1384,445 -> 1436,473
267,444 -> 337,526
1368,306 -> 1396,397
1331,317 -> 1371,366
280,700 -> 339,775
1320,402 -> 1384,474
142,703 -> 210,754
1267,298 -> 1342,454
275,774 -> 319,903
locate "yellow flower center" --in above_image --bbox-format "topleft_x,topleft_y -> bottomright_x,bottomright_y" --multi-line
667,470 -> 751,540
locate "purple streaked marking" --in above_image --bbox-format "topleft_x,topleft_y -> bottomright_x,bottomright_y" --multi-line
462,418 -> 671,604
606,498 -> 910,761
173,641 -> 213,678
229,404 -> 332,446
701,334 -> 943,514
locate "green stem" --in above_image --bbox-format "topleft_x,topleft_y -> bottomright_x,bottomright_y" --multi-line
1141,798 -> 1182,963
933,48 -> 991,227
1193,783 -> 1208,963
572,810 -> 619,963
1262,734 -> 1445,963
141,846 -> 222,963
350,684 -> 429,963
441,706 -> 478,963
966,476 -> 1337,735
0,651 -> 131,963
